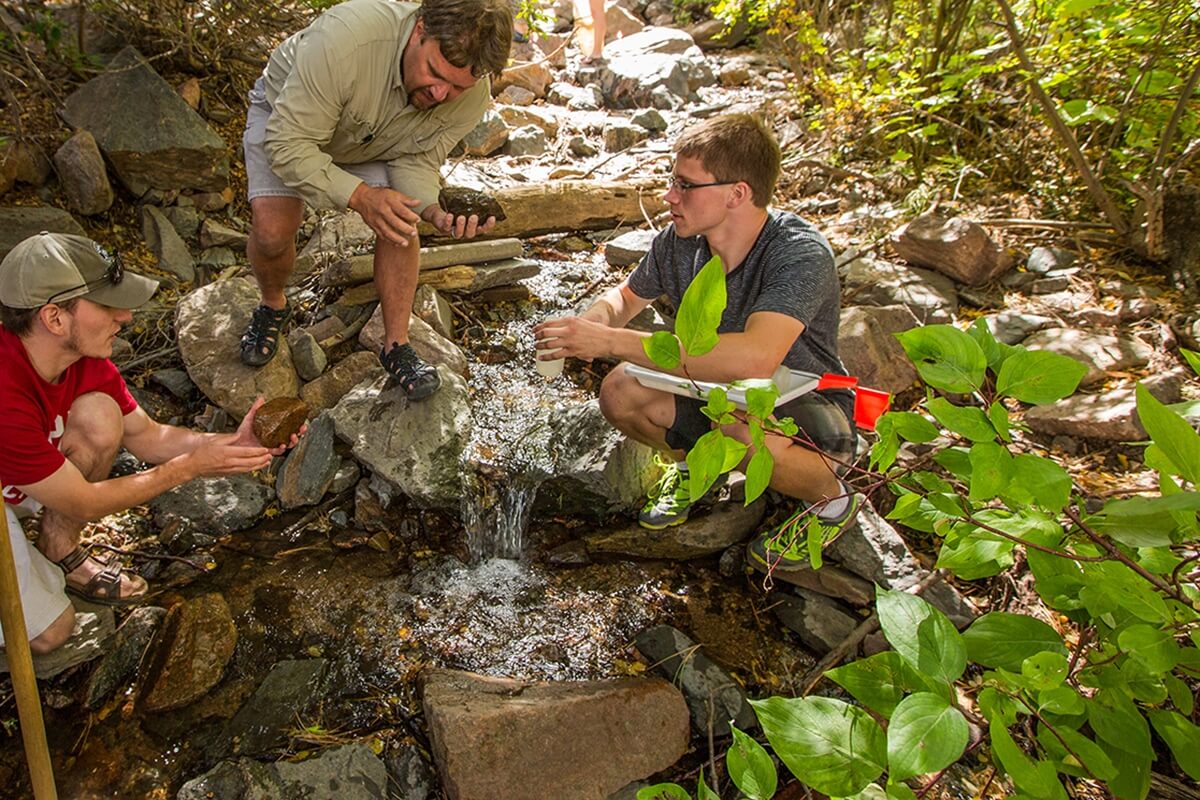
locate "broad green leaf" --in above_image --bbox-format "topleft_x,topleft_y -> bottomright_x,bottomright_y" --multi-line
1137,383 -> 1200,484
968,441 -> 1012,501
933,447 -> 971,481
886,693 -> 969,780
978,686 -> 1021,726
1100,743 -> 1151,800
927,397 -> 997,442
696,770 -> 720,800
988,401 -> 1012,442
876,587 -> 967,685
935,525 -> 1014,580
1038,686 -> 1084,716
887,781 -> 919,800
1086,689 -> 1152,759
964,612 -> 1067,671
675,255 -> 725,357
687,430 -> 728,502
637,785 -> 690,800
1149,711 -> 1200,780
1118,625 -> 1179,674
751,696 -> 887,797
1179,347 -> 1200,377
895,325 -> 986,393
745,385 -> 777,421
1022,652 -> 1068,691
1120,659 -> 1168,704
643,331 -> 681,369
990,721 -> 1066,800
842,785 -> 887,800
1165,673 -> 1194,715
968,317 -> 1011,371
1081,562 -> 1170,624
1008,454 -> 1072,512
826,652 -> 926,717
995,350 -> 1087,405
727,725 -> 777,800
744,446 -> 773,505
890,411 -> 940,442
887,492 -> 924,521
700,386 -> 735,423
1087,507 -> 1178,549
1037,724 -> 1117,781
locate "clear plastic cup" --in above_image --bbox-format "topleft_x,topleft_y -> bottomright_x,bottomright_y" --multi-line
535,354 -> 565,379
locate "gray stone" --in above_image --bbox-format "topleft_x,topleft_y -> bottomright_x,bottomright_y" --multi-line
0,140 -> 52,189
1026,246 -> 1075,274
301,351 -> 384,415
288,329 -> 328,382
602,120 -> 648,152
1021,328 -> 1154,388
568,135 -> 600,157
140,594 -> 237,713
750,560 -> 875,607
198,247 -> 238,268
591,28 -> 712,108
162,204 -> 204,241
54,130 -> 114,215
838,305 -> 920,395
458,109 -> 509,156
630,108 -> 668,133
585,498 -> 765,559
360,308 -> 469,378
604,228 -> 656,267
495,105 -> 560,139
63,47 -> 228,195
328,459 -> 361,495
142,204 -> 196,282
176,277 -> 300,418
890,213 -> 1017,286
842,256 -> 958,322
505,124 -> 548,156
218,659 -> 328,757
150,368 -> 197,400
0,608 -> 114,680
176,758 -> 284,800
385,745 -> 437,800
634,624 -> 756,736
718,62 -> 752,86
84,606 -> 168,709
545,539 -> 592,567
276,413 -> 339,509
200,219 -> 249,250
413,284 -> 454,341
980,311 -> 1057,345
422,668 -> 689,800
1030,275 -> 1071,294
0,206 -> 85,261
275,744 -> 389,800
771,589 -> 860,656
295,211 -> 377,282
151,475 -> 275,535
1024,389 -> 1148,441
496,85 -> 536,106
329,369 -> 471,509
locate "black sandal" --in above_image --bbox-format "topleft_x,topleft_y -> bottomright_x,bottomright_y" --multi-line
379,342 -> 441,401
56,545 -> 149,607
240,303 -> 292,367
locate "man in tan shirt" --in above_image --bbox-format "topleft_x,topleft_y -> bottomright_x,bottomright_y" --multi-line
241,0 -> 512,400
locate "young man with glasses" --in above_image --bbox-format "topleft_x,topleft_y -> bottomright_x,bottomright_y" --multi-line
534,114 -> 860,576
0,233 -> 298,655
239,0 -> 512,401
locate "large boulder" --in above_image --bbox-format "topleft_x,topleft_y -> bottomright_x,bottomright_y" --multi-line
150,475 -> 275,535
216,659 -> 329,757
890,213 -> 1017,286
140,594 -> 237,713
62,47 -> 229,196
176,278 -> 300,418
0,206 -> 85,261
359,306 -> 469,377
842,256 -> 958,322
1020,328 -> 1154,388
838,305 -> 920,394
328,369 -> 471,509
593,28 -> 715,108
422,668 -> 689,800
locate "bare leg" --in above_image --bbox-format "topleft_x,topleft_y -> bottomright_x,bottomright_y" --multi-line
723,422 -> 842,505
36,393 -> 146,600
587,0 -> 606,59
598,363 -> 685,459
29,608 -> 75,654
374,234 -> 421,348
247,196 -> 305,310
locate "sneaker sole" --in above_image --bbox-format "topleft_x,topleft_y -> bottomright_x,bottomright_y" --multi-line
637,514 -> 690,530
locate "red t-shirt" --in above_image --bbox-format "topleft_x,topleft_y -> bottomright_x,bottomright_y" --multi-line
0,326 -> 137,506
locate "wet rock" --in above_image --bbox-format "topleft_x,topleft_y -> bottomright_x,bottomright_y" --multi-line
592,28 -> 712,108
84,606 -> 168,709
329,369 -> 471,509
585,498 -> 765,559
276,413 -> 339,509
200,219 -> 249,250
545,539 -> 593,567
301,351 -> 384,415
0,206 -> 86,261
633,624 -> 756,736
842,256 -> 958,322
54,130 -> 115,215
413,285 -> 454,341
631,108 -> 668,133
1021,328 -> 1154,388
151,475 -> 275,535
63,47 -> 228,195
438,186 -> 507,223
142,204 -> 196,282
0,608 -> 114,680
328,459 -> 361,494
838,305 -> 920,394
176,277 -> 300,418
505,125 -> 548,156
140,594 -> 237,712
718,543 -> 745,577
495,104 -> 560,139
890,213 -> 1017,286
980,311 -> 1057,345
1026,246 -> 1076,274
385,745 -> 438,800
826,504 -> 976,627
176,758 -> 283,800
360,308 -> 469,378
771,589 -> 860,656
753,559 -> 875,607
151,368 -> 197,400
253,397 -> 309,448
275,743 -> 389,799
158,518 -> 216,555
458,109 -> 509,156
218,659 -> 328,757
604,228 -> 656,266
603,120 -> 649,152
422,668 -> 689,800
288,329 -> 328,381
536,399 -> 661,516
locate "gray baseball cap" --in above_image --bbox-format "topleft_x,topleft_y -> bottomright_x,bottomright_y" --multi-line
0,232 -> 159,310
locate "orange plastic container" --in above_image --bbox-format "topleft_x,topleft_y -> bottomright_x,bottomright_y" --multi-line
817,373 -> 890,431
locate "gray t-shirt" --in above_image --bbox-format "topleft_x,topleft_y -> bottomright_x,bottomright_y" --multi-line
628,210 -> 847,380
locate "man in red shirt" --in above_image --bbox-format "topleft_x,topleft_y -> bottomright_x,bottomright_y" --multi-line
0,233 -> 297,655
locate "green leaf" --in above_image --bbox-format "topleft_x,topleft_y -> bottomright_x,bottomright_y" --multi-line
1022,652 -> 1068,691
744,445 -> 773,505
1118,625 -> 1180,674
968,317 -> 1011,372
978,687 -> 1022,726
876,586 -> 967,685
895,325 -> 986,393
933,447 -> 972,481
1086,689 -> 1152,759
1038,686 -> 1084,716
1008,454 -> 1072,513
1137,383 -> 1200,483
1165,673 -> 1194,715
674,255 -> 726,357
827,652 -> 926,717
890,411 -> 940,442
988,401 -> 1012,442
927,397 -> 997,442
745,385 -> 778,421
637,785 -> 691,800
995,350 -> 1087,405
1099,743 -> 1151,800
727,725 -> 778,800
1121,659 -> 1168,704
1038,724 -> 1117,781
968,441 -> 1012,501
990,721 -> 1066,800
696,770 -> 720,800
1179,348 -> 1200,377
701,386 -> 736,422
1149,711 -> 1200,780
886,693 -> 969,780
963,613 -> 1067,671
687,430 -> 727,502
643,331 -> 681,369
935,524 -> 1014,580
752,696 -> 887,797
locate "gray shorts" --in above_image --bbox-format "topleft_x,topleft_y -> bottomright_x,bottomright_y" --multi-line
1,505 -> 70,646
243,77 -> 390,202
665,389 -> 857,472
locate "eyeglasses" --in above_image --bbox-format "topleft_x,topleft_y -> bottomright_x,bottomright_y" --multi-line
45,246 -> 124,306
668,176 -> 737,192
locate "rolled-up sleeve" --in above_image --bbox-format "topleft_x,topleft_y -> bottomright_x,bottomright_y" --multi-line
264,23 -> 365,210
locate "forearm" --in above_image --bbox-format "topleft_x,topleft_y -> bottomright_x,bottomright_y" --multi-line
580,285 -> 646,329
625,331 -> 782,382
55,455 -> 199,522
124,424 -> 214,466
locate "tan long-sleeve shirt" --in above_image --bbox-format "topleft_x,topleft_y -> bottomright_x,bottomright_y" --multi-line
260,0 -> 490,212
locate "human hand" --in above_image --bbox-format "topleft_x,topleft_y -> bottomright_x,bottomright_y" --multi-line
349,184 -> 423,246
532,315 -> 609,363
422,205 -> 497,239
186,437 -> 274,478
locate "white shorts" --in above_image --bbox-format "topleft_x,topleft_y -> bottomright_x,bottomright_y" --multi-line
0,505 -> 70,647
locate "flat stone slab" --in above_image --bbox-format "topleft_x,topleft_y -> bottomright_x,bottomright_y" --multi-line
842,257 -> 958,323
605,228 -> 657,267
584,498 -> 765,559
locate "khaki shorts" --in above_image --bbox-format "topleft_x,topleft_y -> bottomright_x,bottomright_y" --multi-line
0,505 -> 70,647
243,77 -> 390,202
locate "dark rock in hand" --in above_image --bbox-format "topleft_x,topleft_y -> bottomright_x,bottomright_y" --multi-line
438,186 -> 507,222
252,397 -> 309,448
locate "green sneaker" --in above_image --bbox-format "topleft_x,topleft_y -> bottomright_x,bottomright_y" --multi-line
747,493 -> 863,576
639,463 -> 725,529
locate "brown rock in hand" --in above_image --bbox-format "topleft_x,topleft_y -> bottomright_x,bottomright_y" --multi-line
252,397 -> 309,448
438,186 -> 507,222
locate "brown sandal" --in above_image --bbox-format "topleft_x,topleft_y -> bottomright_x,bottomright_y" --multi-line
56,545 -> 149,607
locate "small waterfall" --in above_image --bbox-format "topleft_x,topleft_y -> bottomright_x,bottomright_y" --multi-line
461,464 -> 545,561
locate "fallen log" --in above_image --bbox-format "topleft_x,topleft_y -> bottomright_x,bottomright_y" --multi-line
321,237 -> 525,288
333,258 -> 540,306
478,180 -> 667,240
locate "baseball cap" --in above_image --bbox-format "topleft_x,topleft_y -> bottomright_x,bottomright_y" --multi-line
0,232 -> 159,310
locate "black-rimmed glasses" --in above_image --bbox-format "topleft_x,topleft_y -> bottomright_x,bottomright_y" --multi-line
45,246 -> 124,306
668,176 -> 737,192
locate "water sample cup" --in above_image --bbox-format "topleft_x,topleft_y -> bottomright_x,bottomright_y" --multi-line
535,352 -> 564,379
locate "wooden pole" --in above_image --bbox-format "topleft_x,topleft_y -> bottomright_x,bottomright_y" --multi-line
0,492 -> 59,799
